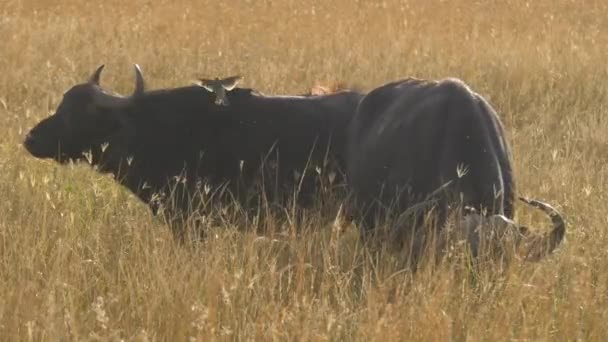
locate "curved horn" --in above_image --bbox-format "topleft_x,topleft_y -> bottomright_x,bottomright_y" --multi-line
90,64 -> 140,109
89,64 -> 105,85
518,197 -> 566,261
133,64 -> 145,95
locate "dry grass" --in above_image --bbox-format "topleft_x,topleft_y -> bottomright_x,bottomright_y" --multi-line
1,0 -> 607,340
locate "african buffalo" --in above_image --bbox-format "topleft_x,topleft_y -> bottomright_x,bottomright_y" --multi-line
23,64 -> 365,240
346,77 -> 516,239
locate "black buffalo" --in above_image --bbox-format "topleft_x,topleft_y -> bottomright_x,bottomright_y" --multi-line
23,64 -> 365,240
347,77 -> 515,238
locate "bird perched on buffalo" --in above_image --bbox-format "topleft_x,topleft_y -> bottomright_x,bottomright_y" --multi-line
195,75 -> 243,105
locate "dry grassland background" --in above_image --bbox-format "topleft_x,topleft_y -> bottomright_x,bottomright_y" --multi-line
1,0 -> 607,340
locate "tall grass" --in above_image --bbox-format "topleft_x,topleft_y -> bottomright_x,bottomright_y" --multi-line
1,0 -> 607,340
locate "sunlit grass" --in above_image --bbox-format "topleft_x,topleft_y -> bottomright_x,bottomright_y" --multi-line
1,0 -> 607,340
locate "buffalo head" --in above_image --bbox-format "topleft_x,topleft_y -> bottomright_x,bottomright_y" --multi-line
23,64 -> 145,163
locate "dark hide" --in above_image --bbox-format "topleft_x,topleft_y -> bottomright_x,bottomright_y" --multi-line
346,77 -> 515,240
24,66 -> 364,240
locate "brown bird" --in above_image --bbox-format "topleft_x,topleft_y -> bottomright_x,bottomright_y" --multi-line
196,75 -> 243,106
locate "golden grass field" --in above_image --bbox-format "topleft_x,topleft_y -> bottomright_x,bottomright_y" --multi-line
1,0 -> 607,340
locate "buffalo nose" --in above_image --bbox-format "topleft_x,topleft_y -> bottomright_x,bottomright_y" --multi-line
23,133 -> 38,149
24,133 -> 34,144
